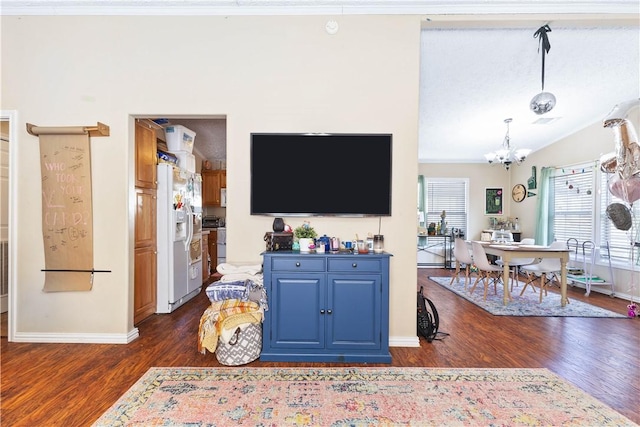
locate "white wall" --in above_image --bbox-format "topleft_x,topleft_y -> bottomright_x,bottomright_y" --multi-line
1,15 -> 422,342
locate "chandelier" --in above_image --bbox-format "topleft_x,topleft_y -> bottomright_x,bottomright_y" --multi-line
484,118 -> 531,170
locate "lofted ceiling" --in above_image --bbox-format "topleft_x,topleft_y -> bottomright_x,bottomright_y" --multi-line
4,1 -> 638,164
419,21 -> 640,163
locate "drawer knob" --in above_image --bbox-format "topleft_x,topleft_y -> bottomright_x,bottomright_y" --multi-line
320,309 -> 325,314
295,262 -> 301,267
352,263 -> 357,268
327,309 -> 333,314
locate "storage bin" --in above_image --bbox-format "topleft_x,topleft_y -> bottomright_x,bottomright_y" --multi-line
215,323 -> 262,366
175,151 -> 195,173
164,125 -> 195,153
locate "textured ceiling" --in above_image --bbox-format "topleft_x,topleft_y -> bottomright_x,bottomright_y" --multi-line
167,118 -> 227,163
419,24 -> 640,163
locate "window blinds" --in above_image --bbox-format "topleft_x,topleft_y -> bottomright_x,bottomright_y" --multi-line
552,166 -> 594,253
425,179 -> 468,234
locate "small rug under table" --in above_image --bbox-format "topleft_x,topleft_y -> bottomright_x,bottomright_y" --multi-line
429,276 -> 627,317
93,367 -> 637,426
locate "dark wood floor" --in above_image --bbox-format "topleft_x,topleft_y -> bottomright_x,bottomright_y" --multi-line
2,269 -> 639,426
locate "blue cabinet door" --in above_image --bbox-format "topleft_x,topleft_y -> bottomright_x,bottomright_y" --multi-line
327,274 -> 381,350
270,273 -> 325,349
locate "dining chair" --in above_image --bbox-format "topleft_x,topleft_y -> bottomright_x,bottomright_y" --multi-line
495,238 -> 536,291
519,241 -> 569,303
449,238 -> 474,289
469,242 -> 507,301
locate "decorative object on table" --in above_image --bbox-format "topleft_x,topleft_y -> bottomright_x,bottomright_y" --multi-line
428,277 -> 627,318
294,221 -> 317,253
373,234 -> 384,253
94,367 -> 637,426
272,217 -> 285,232
317,235 -> 331,253
330,236 -> 340,252
530,24 -> 556,115
264,231 -> 293,251
440,210 -> 447,235
484,118 -> 531,169
427,222 -> 436,235
485,188 -> 503,215
512,184 -> 527,202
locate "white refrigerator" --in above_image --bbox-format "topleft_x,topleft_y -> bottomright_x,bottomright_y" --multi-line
156,163 -> 203,314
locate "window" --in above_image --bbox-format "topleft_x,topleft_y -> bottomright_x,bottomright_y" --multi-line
418,178 -> 468,235
551,163 -> 636,266
552,165 -> 595,250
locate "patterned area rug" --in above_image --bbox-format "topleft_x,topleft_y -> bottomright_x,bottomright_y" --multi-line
429,276 -> 627,317
93,367 -> 637,426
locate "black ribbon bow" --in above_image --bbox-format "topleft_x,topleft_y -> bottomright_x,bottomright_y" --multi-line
533,25 -> 552,91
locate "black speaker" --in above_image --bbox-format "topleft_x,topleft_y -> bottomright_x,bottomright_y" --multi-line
272,217 -> 285,232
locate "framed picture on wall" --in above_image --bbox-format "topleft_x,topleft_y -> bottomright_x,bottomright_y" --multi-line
485,188 -> 503,215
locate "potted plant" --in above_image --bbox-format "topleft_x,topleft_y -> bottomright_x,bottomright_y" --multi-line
294,222 -> 318,253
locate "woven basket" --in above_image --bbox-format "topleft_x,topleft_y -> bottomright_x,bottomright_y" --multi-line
215,323 -> 262,366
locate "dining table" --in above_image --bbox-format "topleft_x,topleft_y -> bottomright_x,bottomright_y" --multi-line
469,241 -> 571,307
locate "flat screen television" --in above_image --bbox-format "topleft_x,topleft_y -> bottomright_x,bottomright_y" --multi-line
251,133 -> 392,216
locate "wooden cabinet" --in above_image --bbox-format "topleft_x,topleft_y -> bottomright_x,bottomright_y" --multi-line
207,229 -> 218,273
261,252 -> 392,363
202,170 -> 226,206
135,189 -> 156,247
135,121 -> 158,189
202,232 -> 209,283
134,246 -> 157,324
134,120 -> 158,325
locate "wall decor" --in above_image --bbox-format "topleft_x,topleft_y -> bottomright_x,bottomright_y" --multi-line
485,188 -> 503,215
27,122 -> 110,292
528,166 -> 537,190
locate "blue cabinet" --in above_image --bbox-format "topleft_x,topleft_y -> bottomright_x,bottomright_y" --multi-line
261,251 -> 392,363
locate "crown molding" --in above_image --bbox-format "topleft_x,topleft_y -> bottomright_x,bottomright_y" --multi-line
1,0 -> 638,16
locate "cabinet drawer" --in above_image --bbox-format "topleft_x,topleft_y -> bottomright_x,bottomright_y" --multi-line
328,258 -> 382,273
271,257 -> 326,272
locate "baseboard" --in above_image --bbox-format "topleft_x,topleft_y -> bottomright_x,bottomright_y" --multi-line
390,335 -> 420,347
10,327 -> 139,344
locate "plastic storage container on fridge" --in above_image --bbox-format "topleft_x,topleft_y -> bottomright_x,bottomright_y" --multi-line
165,125 -> 196,153
175,152 -> 196,173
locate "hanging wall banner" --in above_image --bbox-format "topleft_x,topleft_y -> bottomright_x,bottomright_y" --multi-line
37,129 -> 94,291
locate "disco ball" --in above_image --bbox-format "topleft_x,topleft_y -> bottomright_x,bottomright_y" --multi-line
530,92 -> 556,115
